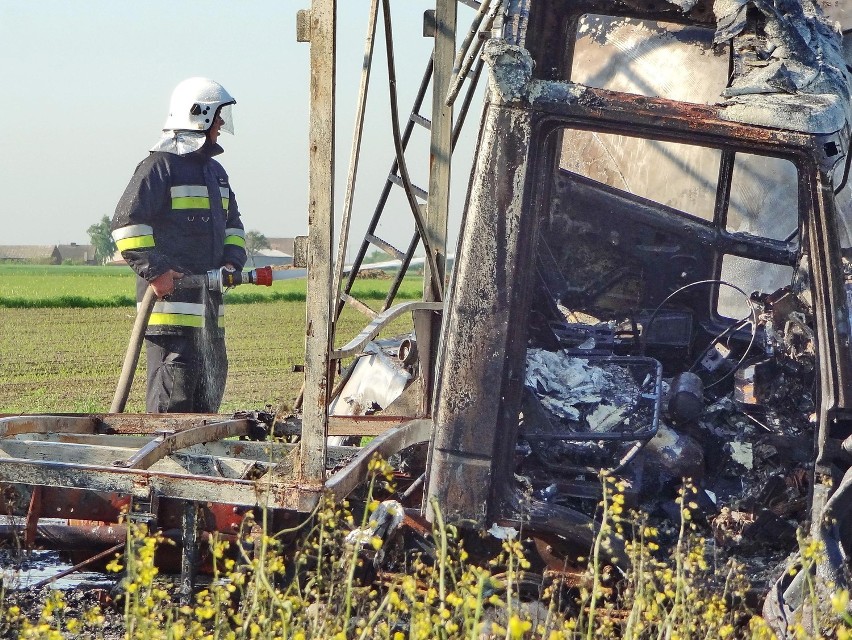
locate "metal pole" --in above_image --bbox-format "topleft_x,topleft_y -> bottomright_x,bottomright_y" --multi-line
300,0 -> 336,487
426,0 -> 456,280
421,0 -> 457,407
445,0 -> 502,107
29,543 -> 126,591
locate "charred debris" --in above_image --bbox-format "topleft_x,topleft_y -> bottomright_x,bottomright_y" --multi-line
426,0 -> 852,629
2,0 -> 852,634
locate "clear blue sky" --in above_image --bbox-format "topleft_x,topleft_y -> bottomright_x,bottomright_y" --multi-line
1,1 -> 480,254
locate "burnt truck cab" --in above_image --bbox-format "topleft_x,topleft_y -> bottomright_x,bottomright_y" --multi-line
425,0 -> 852,609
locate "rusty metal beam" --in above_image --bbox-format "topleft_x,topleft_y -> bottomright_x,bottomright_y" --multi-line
0,415 -> 98,437
327,414 -> 414,436
0,458 -> 321,511
325,419 -> 431,499
331,301 -> 443,359
95,413 -> 232,435
425,0 -> 456,289
0,523 -> 236,551
113,419 -> 255,470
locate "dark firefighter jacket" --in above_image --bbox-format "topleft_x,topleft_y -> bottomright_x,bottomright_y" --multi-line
111,141 -> 247,336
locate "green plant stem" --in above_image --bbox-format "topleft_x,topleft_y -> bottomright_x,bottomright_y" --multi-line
586,476 -> 609,640
468,572 -> 488,640
432,498 -> 449,611
358,590 -> 392,640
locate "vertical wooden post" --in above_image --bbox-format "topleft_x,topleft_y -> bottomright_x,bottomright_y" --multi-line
421,0 -> 457,409
300,0 -> 336,486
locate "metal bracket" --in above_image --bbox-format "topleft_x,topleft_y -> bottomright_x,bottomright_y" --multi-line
296,9 -> 312,42
423,9 -> 436,37
293,235 -> 309,268
128,492 -> 160,527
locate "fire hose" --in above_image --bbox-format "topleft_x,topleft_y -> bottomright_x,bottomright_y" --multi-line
110,266 -> 278,413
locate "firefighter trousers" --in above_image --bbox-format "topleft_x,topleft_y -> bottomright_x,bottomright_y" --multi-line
145,332 -> 228,413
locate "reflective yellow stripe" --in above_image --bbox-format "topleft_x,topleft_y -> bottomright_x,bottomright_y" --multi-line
222,198 -> 230,209
112,224 -> 155,251
116,235 -> 155,251
172,196 -> 210,210
224,235 -> 246,248
149,313 -> 204,328
148,301 -> 205,328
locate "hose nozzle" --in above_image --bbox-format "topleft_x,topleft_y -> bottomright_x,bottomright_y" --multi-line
206,266 -> 274,292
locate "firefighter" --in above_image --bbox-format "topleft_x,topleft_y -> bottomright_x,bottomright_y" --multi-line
111,77 -> 247,413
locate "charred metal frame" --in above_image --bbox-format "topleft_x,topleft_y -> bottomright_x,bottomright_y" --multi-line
4,2 -> 852,612
425,0 -> 852,548
0,0 -> 470,557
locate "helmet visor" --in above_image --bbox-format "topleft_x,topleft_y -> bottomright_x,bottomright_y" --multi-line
218,103 -> 235,135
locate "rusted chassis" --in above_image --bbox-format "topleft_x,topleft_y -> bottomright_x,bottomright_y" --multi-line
426,52 -> 852,555
0,413 -> 430,559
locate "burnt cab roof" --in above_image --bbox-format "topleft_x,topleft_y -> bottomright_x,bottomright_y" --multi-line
517,0 -> 852,137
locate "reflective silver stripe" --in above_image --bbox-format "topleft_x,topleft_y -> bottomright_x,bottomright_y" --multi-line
136,301 -> 206,315
219,187 -> 230,198
171,185 -> 208,198
224,228 -> 245,239
152,301 -> 205,316
112,224 -> 154,242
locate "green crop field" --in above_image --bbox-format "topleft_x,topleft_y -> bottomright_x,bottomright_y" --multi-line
0,264 -> 423,308
0,265 -> 416,414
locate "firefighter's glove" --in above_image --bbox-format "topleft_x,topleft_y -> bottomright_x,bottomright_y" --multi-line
150,269 -> 184,298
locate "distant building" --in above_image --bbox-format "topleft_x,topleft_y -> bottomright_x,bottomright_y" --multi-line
0,245 -> 61,264
266,237 -> 295,255
250,249 -> 293,268
0,243 -> 97,265
56,243 -> 96,265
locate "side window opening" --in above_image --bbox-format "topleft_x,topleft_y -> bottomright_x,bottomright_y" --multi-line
726,153 -> 798,242
553,126 -> 801,322
560,129 -> 721,222
718,256 -> 795,319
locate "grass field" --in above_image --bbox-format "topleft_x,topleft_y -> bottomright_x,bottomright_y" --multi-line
0,264 -> 423,308
0,264 -> 415,414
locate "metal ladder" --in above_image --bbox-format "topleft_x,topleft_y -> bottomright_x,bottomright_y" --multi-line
331,0 -> 498,328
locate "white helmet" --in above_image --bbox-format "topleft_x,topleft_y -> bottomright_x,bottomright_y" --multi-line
162,77 -> 236,134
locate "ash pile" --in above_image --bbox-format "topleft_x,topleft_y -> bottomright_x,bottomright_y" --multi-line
518,287 -> 816,584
